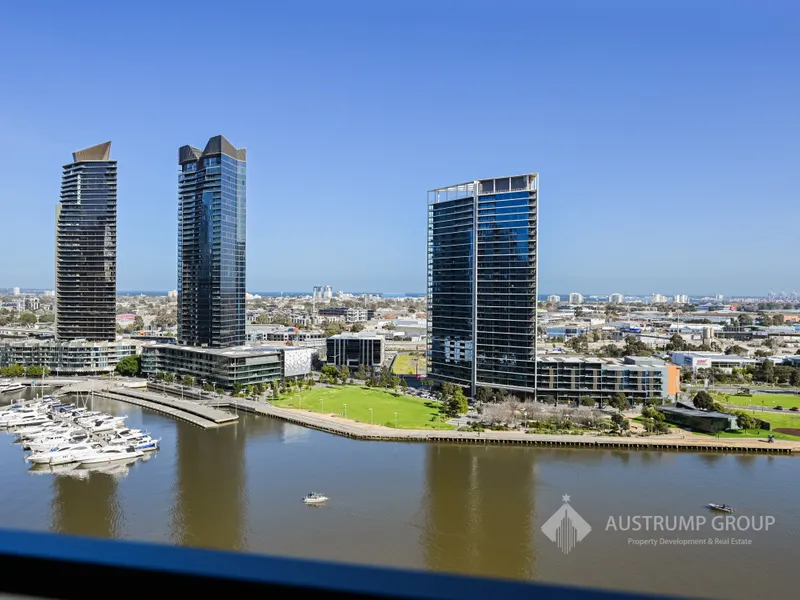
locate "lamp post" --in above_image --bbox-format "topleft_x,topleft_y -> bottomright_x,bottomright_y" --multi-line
343,404 -> 347,419
321,398 -> 324,413
394,411 -> 398,428
369,407 -> 373,425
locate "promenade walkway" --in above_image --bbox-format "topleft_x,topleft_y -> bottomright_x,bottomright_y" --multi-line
204,397 -> 799,455
103,388 -> 239,428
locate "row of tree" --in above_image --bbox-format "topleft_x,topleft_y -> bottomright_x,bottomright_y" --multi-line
0,364 -> 51,378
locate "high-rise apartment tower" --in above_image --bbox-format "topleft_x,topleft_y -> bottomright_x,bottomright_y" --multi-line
427,174 -> 538,396
177,135 -> 246,348
56,142 -> 117,341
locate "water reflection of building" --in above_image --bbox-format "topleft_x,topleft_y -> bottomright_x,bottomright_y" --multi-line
171,415 -> 284,550
51,473 -> 121,538
422,445 -> 536,580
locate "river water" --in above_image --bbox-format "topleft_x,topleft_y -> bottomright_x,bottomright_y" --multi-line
0,388 -> 797,599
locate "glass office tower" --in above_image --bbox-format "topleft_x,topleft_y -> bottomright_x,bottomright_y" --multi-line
427,174 -> 538,397
56,142 -> 117,341
177,135 -> 246,348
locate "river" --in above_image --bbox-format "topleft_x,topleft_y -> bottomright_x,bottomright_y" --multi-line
0,387 -> 796,599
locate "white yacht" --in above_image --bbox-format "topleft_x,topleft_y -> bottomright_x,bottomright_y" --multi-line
2,414 -> 50,429
108,434 -> 159,452
28,442 -> 102,465
26,433 -> 88,453
79,446 -> 143,465
303,492 -> 329,504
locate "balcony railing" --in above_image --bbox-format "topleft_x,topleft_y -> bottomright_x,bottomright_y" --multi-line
0,529 -> 657,600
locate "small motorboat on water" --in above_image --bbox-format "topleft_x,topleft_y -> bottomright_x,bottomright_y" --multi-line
303,492 -> 329,504
79,446 -> 143,465
708,503 -> 734,513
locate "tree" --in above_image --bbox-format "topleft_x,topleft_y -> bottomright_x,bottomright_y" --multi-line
18,312 -> 37,326
445,386 -> 468,416
754,358 -> 775,383
737,314 -> 752,326
0,364 -> 25,377
182,375 -> 195,386
383,321 -> 397,331
400,378 -> 408,392
339,365 -> 350,384
132,315 -> 144,330
692,390 -> 715,411
790,369 -> 800,388
38,312 -> 55,323
609,392 -> 628,412
736,412 -> 758,433
579,396 -> 595,407
24,365 -> 50,378
355,364 -> 367,380
476,386 -> 493,403
115,355 -> 141,376
232,383 -> 243,396
725,345 -> 748,356
350,322 -> 365,333
610,413 -> 629,433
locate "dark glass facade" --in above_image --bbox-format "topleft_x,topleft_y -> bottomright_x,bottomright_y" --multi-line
427,175 -> 538,396
56,142 -> 117,341
177,136 -> 246,348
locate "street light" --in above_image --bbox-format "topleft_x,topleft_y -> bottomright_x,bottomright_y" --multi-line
369,407 -> 373,424
394,411 -> 398,428
343,403 -> 347,419
321,398 -> 324,413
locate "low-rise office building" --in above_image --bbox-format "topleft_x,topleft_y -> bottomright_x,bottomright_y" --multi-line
536,355 -> 680,403
0,339 -> 137,374
326,334 -> 384,371
140,343 -> 313,389
657,403 -> 738,433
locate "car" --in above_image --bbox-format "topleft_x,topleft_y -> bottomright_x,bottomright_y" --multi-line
775,405 -> 784,411
791,407 -> 799,412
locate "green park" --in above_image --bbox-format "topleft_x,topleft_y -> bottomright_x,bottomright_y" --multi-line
272,386 -> 454,430
720,392 -> 800,411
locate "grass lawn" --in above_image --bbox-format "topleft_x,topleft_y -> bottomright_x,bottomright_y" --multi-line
272,385 -> 453,430
392,354 -> 427,376
722,393 -> 800,410
698,409 -> 800,441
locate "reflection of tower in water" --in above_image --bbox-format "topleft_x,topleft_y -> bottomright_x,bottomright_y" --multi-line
171,415 -> 284,550
422,445 -> 536,580
51,472 -> 122,538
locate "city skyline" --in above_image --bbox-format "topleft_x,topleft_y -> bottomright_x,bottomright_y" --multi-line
1,2 -> 798,295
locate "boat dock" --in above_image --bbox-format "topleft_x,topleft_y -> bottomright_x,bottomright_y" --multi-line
92,388 -> 239,429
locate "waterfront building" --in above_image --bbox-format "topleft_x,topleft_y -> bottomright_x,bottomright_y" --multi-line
536,355 -> 680,403
568,293 -> 583,304
673,294 -> 689,304
652,293 -> 668,304
657,402 -> 738,433
56,142 -> 117,341
546,294 -> 560,303
12,287 -> 20,296
177,135 -> 246,349
326,334 -> 384,371
609,293 -> 624,304
427,174 -> 538,396
140,343 -> 312,389
0,339 -> 136,375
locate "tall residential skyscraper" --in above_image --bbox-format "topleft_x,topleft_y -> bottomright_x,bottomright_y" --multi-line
177,135 -> 246,348
55,142 -> 117,341
427,174 -> 538,396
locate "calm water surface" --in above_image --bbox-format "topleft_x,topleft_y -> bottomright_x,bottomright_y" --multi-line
1,388 -> 797,599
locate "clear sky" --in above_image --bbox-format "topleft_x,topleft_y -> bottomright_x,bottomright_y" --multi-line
1,1 -> 797,296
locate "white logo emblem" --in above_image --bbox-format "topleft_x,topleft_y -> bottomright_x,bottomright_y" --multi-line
541,494 -> 592,554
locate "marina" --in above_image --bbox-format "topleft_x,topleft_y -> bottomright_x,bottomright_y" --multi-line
0,393 -> 159,476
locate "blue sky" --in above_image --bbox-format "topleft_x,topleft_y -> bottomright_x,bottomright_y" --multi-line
1,1 -> 797,296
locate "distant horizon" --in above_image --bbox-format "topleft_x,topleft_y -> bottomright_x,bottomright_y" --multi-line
2,287 -> 796,301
